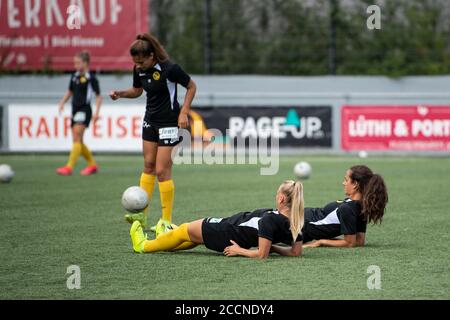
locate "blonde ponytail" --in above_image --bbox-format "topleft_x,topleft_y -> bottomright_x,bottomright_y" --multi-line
279,180 -> 305,242
290,182 -> 304,241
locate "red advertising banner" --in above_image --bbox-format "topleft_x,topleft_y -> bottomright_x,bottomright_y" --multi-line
341,106 -> 450,151
0,0 -> 148,71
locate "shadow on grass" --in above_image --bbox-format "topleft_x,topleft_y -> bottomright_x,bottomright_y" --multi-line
359,242 -> 409,249
126,243 -> 401,259
145,250 -> 318,260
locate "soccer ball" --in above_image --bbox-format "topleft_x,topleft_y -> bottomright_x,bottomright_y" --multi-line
358,150 -> 368,158
121,186 -> 149,213
294,161 -> 312,179
0,164 -> 14,183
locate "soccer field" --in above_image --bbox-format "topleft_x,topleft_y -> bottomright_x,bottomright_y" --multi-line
0,154 -> 449,300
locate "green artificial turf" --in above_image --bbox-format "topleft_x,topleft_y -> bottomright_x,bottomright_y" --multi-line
0,154 -> 449,299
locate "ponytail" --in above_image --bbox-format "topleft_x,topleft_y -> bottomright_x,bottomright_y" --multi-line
350,166 -> 388,224
130,33 -> 169,62
279,180 -> 305,242
362,174 -> 388,224
290,182 -> 304,242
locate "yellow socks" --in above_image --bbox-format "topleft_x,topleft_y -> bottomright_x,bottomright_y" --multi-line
66,142 -> 82,168
138,176 -> 174,226
172,241 -> 197,251
159,180 -> 174,222
140,173 -> 156,214
144,223 -> 191,253
66,143 -> 96,169
81,144 -> 96,166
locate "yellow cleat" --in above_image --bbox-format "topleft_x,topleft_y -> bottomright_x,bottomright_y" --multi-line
130,221 -> 146,253
124,212 -> 147,229
155,219 -> 177,238
150,222 -> 178,234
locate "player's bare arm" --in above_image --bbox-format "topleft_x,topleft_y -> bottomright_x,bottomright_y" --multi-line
58,90 -> 72,114
223,238 -> 272,259
109,87 -> 143,100
271,242 -> 303,257
178,79 -> 197,128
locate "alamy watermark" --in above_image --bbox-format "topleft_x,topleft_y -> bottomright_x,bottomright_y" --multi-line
66,265 -> 81,290
171,129 -> 280,176
367,5 -> 382,30
66,5 -> 81,30
366,265 -> 381,290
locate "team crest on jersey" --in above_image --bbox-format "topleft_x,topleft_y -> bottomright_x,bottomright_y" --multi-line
79,76 -> 87,84
152,71 -> 160,80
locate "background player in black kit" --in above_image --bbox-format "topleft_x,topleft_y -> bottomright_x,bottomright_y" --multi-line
302,165 -> 388,248
129,180 -> 304,259
57,51 -> 102,176
110,34 -> 197,237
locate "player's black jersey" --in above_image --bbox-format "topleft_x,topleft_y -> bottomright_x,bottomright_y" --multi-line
302,198 -> 366,242
133,60 -> 191,126
68,71 -> 100,110
207,208 -> 303,249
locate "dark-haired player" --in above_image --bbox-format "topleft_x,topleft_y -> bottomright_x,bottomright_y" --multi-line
110,33 -> 197,237
302,165 -> 388,248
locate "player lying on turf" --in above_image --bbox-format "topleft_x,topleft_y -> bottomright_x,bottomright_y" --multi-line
129,180 -> 304,259
302,165 -> 388,248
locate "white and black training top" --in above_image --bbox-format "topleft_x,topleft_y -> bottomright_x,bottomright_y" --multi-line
203,208 -> 303,251
68,71 -> 100,111
132,60 -> 191,127
302,198 -> 366,243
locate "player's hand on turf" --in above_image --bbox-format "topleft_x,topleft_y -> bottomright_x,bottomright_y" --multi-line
223,240 -> 241,257
109,90 -> 120,100
178,112 -> 189,129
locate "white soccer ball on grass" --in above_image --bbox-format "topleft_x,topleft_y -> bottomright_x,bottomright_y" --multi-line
121,186 -> 149,213
0,164 -> 14,183
358,150 -> 368,159
294,161 -> 312,179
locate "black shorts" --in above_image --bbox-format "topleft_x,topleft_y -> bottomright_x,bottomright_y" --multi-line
202,218 -> 237,252
142,121 -> 182,146
71,107 -> 92,128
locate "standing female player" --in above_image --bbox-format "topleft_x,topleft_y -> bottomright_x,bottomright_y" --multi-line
302,165 -> 388,248
110,34 -> 197,237
57,51 -> 102,176
129,181 -> 304,259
